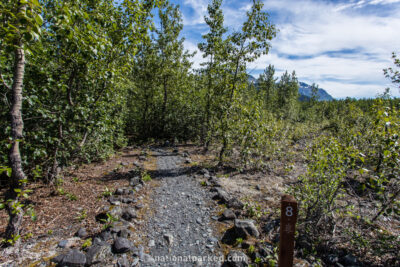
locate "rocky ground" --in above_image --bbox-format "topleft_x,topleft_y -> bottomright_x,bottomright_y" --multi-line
0,145 -> 373,267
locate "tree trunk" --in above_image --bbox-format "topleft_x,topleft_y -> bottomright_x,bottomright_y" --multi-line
161,76 -> 168,136
6,12 -> 27,243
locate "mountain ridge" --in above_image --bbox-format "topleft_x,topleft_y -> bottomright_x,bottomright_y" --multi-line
248,75 -> 334,101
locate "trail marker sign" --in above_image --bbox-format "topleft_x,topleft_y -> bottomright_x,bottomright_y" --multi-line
279,194 -> 298,267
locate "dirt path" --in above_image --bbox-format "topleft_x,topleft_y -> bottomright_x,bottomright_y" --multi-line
142,149 -> 222,266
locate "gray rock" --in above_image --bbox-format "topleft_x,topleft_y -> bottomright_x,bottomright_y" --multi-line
131,257 -> 140,266
121,197 -> 135,204
122,207 -> 137,221
341,254 -> 359,266
109,206 -> 123,219
224,250 -> 248,267
57,249 -> 87,267
118,229 -> 131,239
221,209 -> 236,221
234,219 -> 259,238
98,230 -> 113,241
163,233 -> 174,246
113,237 -> 133,254
76,228 -> 87,238
86,244 -> 112,265
200,168 -> 209,175
58,240 -> 69,248
209,177 -> 221,187
130,176 -> 141,187
213,189 -> 230,203
135,184 -> 143,191
117,254 -> 130,267
263,219 -> 279,234
148,240 -> 155,247
58,238 -> 79,248
115,188 -> 124,195
140,253 -> 155,264
227,198 -> 244,209
255,185 -> 261,191
108,196 -> 121,206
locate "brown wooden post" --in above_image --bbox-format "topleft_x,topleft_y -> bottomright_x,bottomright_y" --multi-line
279,195 -> 298,267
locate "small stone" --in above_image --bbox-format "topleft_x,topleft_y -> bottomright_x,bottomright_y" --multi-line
122,207 -> 137,221
208,237 -> 218,244
326,254 -> 339,264
86,244 -> 112,265
113,237 -> 133,254
141,253 -> 155,263
76,228 -> 88,238
58,240 -> 68,248
98,230 -> 112,241
163,233 -> 174,246
135,184 -> 143,191
108,196 -> 121,206
117,254 -> 130,267
227,198 -> 244,209
341,254 -> 358,266
135,203 -> 144,209
221,209 -> 236,221
121,197 -> 136,204
58,238 -> 79,249
108,206 -> 123,219
255,185 -> 261,190
196,218 -> 203,224
148,240 -> 155,247
115,188 -> 124,195
131,257 -> 140,266
118,229 -> 131,238
130,177 -> 141,187
234,219 -> 260,238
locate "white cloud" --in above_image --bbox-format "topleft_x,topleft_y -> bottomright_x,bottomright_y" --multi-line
182,0 -> 209,25
179,0 -> 400,98
251,0 -> 400,98
183,40 -> 204,69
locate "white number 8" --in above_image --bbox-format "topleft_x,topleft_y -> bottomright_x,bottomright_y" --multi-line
285,206 -> 293,217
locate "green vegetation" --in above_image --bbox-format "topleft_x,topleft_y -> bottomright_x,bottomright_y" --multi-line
0,0 -> 398,265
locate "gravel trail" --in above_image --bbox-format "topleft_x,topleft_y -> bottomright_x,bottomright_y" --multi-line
142,149 -> 222,267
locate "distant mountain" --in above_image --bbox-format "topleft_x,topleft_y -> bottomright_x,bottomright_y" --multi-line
298,82 -> 333,101
247,75 -> 334,101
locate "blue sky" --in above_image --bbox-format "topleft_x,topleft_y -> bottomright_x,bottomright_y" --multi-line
165,0 -> 400,99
